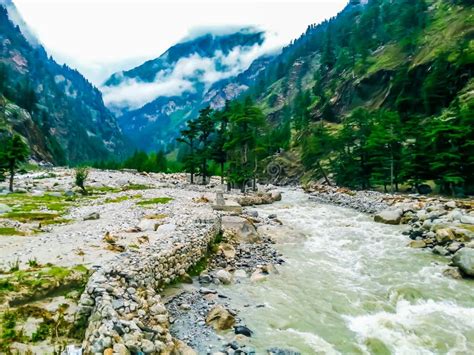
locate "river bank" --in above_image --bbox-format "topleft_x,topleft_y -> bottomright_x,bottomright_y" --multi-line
0,168 -> 282,354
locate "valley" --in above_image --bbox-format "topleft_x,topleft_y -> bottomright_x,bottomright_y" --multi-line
0,0 -> 473,354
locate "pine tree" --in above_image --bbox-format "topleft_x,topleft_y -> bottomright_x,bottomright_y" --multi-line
177,120 -> 199,184
194,106 -> 214,184
0,134 -> 29,192
225,98 -> 265,191
211,105 -> 230,184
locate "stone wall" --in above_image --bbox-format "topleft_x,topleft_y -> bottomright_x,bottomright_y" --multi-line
77,209 -> 221,354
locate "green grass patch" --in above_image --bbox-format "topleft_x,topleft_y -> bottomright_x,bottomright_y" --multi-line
366,43 -> 405,76
0,227 -> 26,236
104,194 -> 142,203
136,197 -> 173,206
0,193 -> 74,222
122,184 -> 152,191
0,264 -> 90,303
3,212 -> 60,223
413,2 -> 474,67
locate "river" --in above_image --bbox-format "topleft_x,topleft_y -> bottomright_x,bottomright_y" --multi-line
221,189 -> 474,354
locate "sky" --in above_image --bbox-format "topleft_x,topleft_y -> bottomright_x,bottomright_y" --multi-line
12,0 -> 348,86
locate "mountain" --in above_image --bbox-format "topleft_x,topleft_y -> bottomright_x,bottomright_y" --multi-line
244,0 -> 473,191
0,2 -> 128,164
102,29 -> 274,151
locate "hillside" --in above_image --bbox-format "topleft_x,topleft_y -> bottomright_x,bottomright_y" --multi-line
0,3 -> 128,164
102,30 -> 274,152
243,0 -> 474,194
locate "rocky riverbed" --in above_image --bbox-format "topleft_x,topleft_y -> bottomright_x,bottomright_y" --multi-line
0,168 -> 283,354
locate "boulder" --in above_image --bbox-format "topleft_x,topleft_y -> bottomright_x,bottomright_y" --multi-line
271,191 -> 282,201
374,209 -> 402,225
445,201 -> 456,209
205,305 -> 235,330
452,248 -> 474,277
460,215 -> 474,225
221,216 -> 260,243
215,269 -> 232,285
435,228 -> 455,244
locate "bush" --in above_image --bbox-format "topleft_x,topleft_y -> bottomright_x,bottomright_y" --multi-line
74,167 -> 89,194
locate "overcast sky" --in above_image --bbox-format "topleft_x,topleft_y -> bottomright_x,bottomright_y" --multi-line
12,0 -> 347,85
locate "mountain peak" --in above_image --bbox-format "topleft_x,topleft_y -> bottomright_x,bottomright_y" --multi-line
101,28 -> 269,112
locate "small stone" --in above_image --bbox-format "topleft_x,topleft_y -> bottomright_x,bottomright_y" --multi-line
443,267 -> 463,280
84,212 -> 100,221
113,343 -> 130,355
408,240 -> 426,248
199,287 -> 217,295
141,339 -> 155,353
432,245 -> 449,256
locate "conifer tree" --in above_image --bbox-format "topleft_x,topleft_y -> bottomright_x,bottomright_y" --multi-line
0,134 -> 29,192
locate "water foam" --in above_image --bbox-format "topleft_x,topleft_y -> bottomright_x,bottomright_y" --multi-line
345,299 -> 474,354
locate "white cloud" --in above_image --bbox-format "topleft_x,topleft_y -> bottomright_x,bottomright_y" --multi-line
102,31 -> 283,110
12,0 -> 348,84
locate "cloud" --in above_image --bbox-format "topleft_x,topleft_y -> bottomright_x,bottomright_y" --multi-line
102,31 -> 282,111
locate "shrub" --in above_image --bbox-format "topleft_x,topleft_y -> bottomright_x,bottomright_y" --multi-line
74,167 -> 89,194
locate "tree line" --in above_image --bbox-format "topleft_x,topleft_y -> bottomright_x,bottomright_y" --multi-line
92,150 -> 170,173
176,98 -> 287,191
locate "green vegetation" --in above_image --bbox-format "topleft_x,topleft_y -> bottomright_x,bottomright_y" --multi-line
0,227 -> 26,236
136,197 -> 173,206
210,0 -> 473,196
104,194 -> 142,203
92,149 -> 169,173
177,98 -> 272,191
74,167 -> 89,195
0,134 -> 29,192
0,264 -> 89,305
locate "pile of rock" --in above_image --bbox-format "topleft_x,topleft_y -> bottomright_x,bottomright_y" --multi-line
305,184 -> 390,214
79,211 -> 221,354
236,190 -> 282,207
374,199 -> 474,278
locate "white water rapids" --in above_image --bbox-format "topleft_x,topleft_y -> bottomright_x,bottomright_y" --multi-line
222,189 -> 474,354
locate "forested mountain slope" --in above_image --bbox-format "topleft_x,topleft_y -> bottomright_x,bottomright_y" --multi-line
246,0 -> 473,194
0,4 -> 128,164
102,30 -> 273,152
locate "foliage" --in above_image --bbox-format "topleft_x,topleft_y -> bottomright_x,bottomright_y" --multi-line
74,167 -> 89,194
0,134 -> 29,192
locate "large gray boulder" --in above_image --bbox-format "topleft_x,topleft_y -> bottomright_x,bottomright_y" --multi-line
374,209 -> 403,225
460,215 -> 474,225
452,248 -> 474,277
221,216 -> 260,243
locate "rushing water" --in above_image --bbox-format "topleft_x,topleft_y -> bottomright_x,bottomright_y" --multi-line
223,189 -> 474,354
